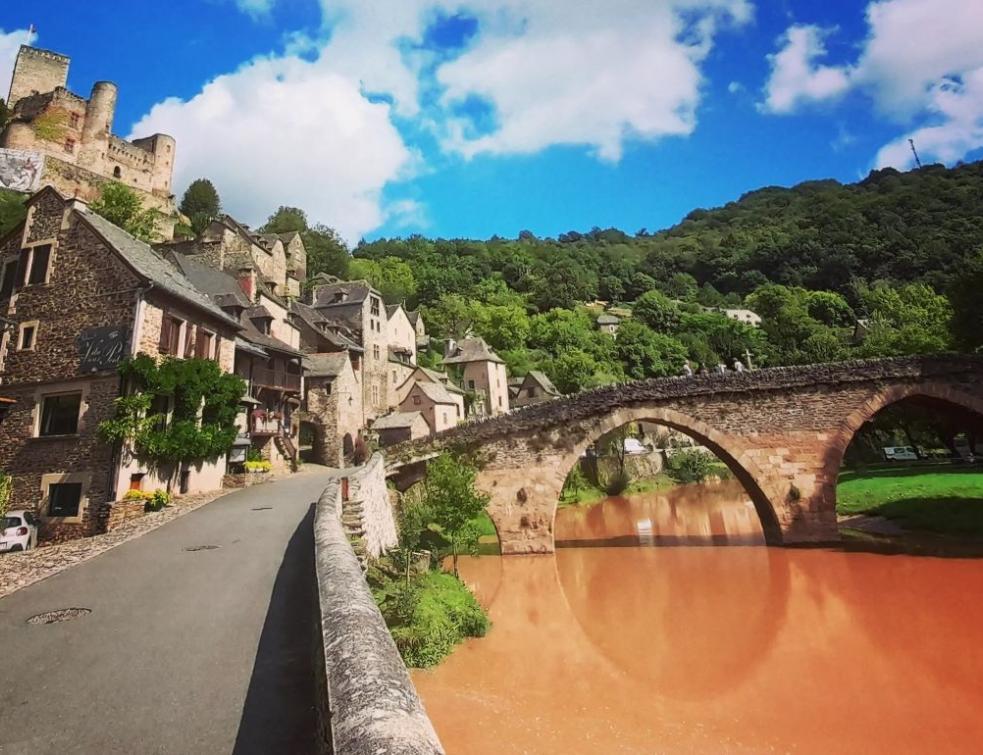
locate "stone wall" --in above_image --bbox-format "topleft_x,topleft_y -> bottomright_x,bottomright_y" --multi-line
346,453 -> 398,559
314,477 -> 444,755
389,355 -> 983,554
8,47 -> 69,109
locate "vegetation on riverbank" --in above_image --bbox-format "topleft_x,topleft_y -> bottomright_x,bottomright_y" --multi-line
370,453 -> 490,667
837,465 -> 983,536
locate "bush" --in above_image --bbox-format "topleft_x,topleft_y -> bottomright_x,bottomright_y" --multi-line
666,449 -> 716,484
604,470 -> 630,496
244,460 -> 272,473
374,570 -> 489,668
121,488 -> 171,511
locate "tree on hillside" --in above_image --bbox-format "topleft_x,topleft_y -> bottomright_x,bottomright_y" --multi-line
260,206 -> 350,280
856,282 -> 952,357
349,257 -> 417,304
633,290 -> 681,333
949,249 -> 983,352
615,320 -> 688,379
261,206 -> 307,234
179,178 -> 221,235
91,181 -> 160,242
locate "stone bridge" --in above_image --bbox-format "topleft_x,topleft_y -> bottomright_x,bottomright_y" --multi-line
388,355 -> 983,554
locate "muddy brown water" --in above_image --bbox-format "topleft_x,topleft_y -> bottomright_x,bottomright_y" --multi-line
412,480 -> 983,753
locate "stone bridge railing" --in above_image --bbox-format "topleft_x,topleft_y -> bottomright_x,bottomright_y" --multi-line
314,468 -> 444,754
388,354 -> 983,464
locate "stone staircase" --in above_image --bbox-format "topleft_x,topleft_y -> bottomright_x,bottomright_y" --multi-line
341,498 -> 368,570
274,434 -> 299,472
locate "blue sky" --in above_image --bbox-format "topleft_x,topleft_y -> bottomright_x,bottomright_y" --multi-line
3,0 -> 982,242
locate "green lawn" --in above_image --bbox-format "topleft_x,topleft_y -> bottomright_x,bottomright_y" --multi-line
558,474 -> 677,507
837,465 -> 983,536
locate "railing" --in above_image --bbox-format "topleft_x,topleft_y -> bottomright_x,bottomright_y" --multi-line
252,366 -> 301,391
252,416 -> 286,436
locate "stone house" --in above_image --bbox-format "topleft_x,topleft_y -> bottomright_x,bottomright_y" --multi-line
511,370 -> 562,408
393,365 -> 466,418
167,251 -> 304,472
372,411 -> 430,447
157,214 -> 306,303
399,381 -> 463,434
306,277 -> 390,421
596,313 -> 621,336
0,45 -> 178,235
443,337 -> 510,417
301,352 -> 363,465
0,187 -> 239,542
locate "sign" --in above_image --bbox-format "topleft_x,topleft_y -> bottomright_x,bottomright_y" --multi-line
77,326 -> 130,373
0,148 -> 43,192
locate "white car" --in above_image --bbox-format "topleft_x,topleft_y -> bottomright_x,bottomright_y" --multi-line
1,510 -> 39,553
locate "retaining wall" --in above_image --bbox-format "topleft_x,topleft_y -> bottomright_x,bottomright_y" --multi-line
314,474 -> 444,755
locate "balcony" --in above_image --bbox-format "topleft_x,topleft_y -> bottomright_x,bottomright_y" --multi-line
251,414 -> 286,437
252,366 -> 301,392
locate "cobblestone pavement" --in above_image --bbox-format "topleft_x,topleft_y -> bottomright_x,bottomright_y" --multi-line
0,465 -> 325,599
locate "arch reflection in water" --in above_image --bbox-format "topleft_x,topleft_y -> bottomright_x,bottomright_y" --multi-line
555,478 -> 765,548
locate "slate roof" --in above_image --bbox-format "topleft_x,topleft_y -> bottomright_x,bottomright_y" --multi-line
309,279 -> 373,308
525,370 -> 560,396
597,313 -> 621,325
235,337 -> 268,357
412,381 -> 460,406
303,352 -> 350,378
289,301 -> 364,352
244,305 -> 274,320
372,411 -> 424,430
386,304 -> 400,318
80,210 -> 239,328
407,310 -> 421,327
417,367 -> 466,395
442,337 -> 505,365
167,252 -> 252,308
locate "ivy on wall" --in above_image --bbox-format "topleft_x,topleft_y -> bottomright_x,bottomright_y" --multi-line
33,108 -> 70,143
99,354 -> 246,465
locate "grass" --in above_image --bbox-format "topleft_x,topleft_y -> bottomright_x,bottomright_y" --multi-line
837,465 -> 983,536
558,473 -> 677,507
371,569 -> 489,668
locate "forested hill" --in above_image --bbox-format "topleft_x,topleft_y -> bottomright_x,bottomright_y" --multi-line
354,160 -> 983,311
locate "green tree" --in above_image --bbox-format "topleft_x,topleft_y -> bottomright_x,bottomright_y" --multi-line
91,181 -> 160,242
305,224 -> 351,280
260,206 -> 307,233
857,282 -> 953,357
633,290 -> 681,333
179,178 -> 221,235
950,249 -> 983,351
0,189 -> 27,237
806,290 -> 855,327
614,320 -> 687,379
349,257 -> 417,304
420,454 -> 490,576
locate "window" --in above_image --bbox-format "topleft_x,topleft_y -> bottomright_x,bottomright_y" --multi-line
468,380 -> 475,390
113,166 -> 122,178
0,258 -> 17,299
64,138 -> 75,154
373,344 -> 380,360
27,244 -> 51,285
18,322 -> 36,350
412,394 -> 421,406
47,483 -> 82,517
40,393 -> 81,436
184,327 -> 195,358
370,297 -> 380,316
195,330 -> 214,360
70,112 -> 80,128
442,411 -> 448,425
371,385 -> 379,405
159,315 -> 182,355
129,473 -> 145,491
498,396 -> 503,408
392,370 -> 397,384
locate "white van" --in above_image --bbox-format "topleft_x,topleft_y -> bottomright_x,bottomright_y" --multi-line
883,446 -> 918,462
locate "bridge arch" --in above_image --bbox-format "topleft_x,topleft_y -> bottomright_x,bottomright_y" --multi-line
821,381 -> 983,487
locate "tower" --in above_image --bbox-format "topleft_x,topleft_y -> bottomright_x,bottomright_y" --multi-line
7,45 -> 69,108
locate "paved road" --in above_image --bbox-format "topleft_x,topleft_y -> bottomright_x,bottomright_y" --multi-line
0,470 -> 333,755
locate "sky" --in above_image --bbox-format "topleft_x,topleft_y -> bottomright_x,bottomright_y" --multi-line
3,0 -> 982,244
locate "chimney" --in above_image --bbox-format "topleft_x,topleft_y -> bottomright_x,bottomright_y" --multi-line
444,338 -> 457,357
237,266 -> 256,301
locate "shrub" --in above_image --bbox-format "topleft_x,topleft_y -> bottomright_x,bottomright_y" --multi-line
604,470 -> 630,496
244,460 -> 272,473
374,570 -> 489,668
666,448 -> 716,484
121,488 -> 170,511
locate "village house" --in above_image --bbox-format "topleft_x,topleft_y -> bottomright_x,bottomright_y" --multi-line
372,411 -> 430,447
167,252 -> 304,472
0,45 -> 179,236
300,351 -> 363,465
399,380 -> 463,434
510,370 -> 562,408
0,187 -> 239,541
443,337 -> 510,417
596,312 -> 621,336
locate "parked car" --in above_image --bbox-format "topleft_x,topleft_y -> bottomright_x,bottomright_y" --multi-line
882,446 -> 919,462
1,510 -> 39,553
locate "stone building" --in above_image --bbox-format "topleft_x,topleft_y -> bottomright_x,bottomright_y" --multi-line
443,337 -> 510,416
157,215 -> 306,302
0,187 -> 239,541
596,313 -> 621,336
399,380 -> 463,434
301,351 -> 364,465
372,411 -> 429,447
167,252 -> 304,472
511,370 -> 561,408
1,46 -> 178,236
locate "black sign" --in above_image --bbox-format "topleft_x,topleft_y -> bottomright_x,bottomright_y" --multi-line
77,326 -> 130,373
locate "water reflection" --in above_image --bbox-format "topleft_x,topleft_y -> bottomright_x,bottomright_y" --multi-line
555,478 -> 765,547
414,488 -> 983,753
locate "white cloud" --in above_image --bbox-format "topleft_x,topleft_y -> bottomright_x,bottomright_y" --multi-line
0,27 -> 38,102
434,0 -> 753,161
763,0 -> 983,168
130,55 -> 412,243
760,25 -> 850,114
235,0 -> 274,20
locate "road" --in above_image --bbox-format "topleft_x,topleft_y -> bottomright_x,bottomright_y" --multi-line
0,470 -> 332,754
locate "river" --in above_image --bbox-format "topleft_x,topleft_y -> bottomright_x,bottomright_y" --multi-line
412,480 -> 983,753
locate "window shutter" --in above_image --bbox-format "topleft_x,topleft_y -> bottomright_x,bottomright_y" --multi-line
14,251 -> 29,289
159,316 -> 172,352
185,325 -> 196,358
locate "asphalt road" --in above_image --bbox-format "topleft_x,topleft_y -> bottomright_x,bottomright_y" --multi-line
0,470 -> 333,755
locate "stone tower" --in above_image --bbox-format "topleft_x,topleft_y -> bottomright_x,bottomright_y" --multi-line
7,45 -> 69,109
